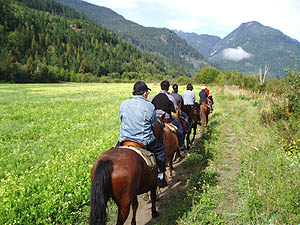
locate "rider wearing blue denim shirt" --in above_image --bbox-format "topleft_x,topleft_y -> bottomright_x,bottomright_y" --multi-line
119,95 -> 157,146
117,81 -> 168,188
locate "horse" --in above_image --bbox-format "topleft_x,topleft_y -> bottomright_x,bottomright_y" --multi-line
162,119 -> 180,177
185,103 -> 199,149
90,119 -> 165,225
200,101 -> 210,131
172,103 -> 187,152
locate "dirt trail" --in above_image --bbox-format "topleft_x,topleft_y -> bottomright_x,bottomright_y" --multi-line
123,120 -> 242,224
124,134 -> 201,225
215,131 -> 241,223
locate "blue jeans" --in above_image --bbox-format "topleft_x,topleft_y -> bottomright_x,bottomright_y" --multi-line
169,118 -> 184,147
116,139 -> 166,173
181,111 -> 190,129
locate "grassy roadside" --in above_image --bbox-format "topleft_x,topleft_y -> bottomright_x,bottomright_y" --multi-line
161,86 -> 300,224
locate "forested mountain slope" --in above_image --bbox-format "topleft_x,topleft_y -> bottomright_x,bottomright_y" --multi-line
177,21 -> 300,76
0,0 -> 186,83
174,31 -> 221,59
56,0 -> 207,75
209,21 -> 300,76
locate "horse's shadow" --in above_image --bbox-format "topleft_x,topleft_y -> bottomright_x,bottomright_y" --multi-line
144,112 -> 222,225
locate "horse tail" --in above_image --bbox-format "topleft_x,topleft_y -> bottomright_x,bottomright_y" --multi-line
90,160 -> 113,225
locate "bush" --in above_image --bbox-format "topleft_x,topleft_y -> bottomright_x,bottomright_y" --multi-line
262,66 -> 300,154
194,66 -> 220,84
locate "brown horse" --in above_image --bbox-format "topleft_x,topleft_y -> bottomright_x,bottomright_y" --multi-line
172,103 -> 187,152
200,102 -> 210,131
185,103 -> 199,149
90,119 -> 164,225
162,120 -> 179,177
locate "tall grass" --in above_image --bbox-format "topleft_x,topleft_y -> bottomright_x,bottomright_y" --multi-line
0,83 -> 131,224
174,85 -> 300,224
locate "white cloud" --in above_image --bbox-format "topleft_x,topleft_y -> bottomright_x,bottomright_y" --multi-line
222,47 -> 252,61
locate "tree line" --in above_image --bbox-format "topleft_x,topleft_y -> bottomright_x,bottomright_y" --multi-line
0,0 -> 186,83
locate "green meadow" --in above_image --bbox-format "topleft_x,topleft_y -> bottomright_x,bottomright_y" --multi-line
0,83 -> 133,224
0,83 -> 201,224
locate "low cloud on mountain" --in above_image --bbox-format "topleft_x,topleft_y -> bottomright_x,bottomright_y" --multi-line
222,46 -> 252,61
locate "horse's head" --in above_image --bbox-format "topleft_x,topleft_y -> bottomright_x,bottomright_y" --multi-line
178,103 -> 182,112
190,104 -> 199,124
153,114 -> 165,143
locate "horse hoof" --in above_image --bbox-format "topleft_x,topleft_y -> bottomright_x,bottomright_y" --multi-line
152,211 -> 159,218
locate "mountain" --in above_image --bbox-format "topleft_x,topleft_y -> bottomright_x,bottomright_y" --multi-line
176,21 -> 300,76
56,0 -> 206,75
1,0 -> 186,83
209,21 -> 300,76
174,31 -> 221,58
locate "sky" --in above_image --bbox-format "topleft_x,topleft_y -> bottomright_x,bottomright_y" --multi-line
84,0 -> 300,42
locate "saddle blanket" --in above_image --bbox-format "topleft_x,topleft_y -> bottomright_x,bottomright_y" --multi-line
117,146 -> 156,169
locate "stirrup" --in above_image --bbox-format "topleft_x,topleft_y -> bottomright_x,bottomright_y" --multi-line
157,176 -> 168,188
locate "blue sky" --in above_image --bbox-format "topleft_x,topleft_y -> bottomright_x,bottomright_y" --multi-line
84,0 -> 300,41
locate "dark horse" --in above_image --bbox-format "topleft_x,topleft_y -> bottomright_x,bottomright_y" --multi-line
185,103 -> 199,149
200,102 -> 210,131
90,119 -> 164,225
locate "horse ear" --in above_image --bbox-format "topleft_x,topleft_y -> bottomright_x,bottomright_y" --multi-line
161,113 -> 165,120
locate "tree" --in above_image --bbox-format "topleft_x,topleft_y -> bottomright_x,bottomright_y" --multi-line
259,64 -> 270,85
194,66 -> 220,84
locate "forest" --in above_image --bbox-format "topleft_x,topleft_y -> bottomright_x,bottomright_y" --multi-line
0,0 -> 187,83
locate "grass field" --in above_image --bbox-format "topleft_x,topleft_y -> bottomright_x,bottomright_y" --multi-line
0,83 -> 133,224
1,83 -> 299,224
0,83 -> 203,224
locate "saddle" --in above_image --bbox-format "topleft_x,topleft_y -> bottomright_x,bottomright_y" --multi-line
118,140 -> 156,170
162,118 -> 178,133
166,123 -> 178,133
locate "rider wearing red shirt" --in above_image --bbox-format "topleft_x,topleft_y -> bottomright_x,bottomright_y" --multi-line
204,86 -> 214,111
204,87 -> 209,97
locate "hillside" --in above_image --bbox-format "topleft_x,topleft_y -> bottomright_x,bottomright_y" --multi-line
174,31 -> 221,58
209,21 -> 300,76
56,0 -> 207,75
0,0 -> 187,83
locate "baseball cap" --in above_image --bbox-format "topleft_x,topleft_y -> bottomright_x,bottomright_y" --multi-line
133,81 -> 151,95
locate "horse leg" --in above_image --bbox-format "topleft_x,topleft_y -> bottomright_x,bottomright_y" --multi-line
191,125 -> 196,143
169,157 -> 173,177
116,200 -> 131,225
130,196 -> 138,225
150,188 -> 159,217
200,111 -> 206,131
176,147 -> 182,159
206,113 -> 209,127
186,131 -> 190,150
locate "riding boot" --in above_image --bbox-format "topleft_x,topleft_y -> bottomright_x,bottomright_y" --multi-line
157,173 -> 168,188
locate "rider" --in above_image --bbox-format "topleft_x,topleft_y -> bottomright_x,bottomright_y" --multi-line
199,86 -> 208,104
151,80 -> 185,150
204,86 -> 214,111
182,83 -> 196,126
171,83 -> 190,132
170,84 -> 184,106
117,81 -> 168,188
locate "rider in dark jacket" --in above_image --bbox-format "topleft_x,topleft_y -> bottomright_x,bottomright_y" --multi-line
199,86 -> 208,104
152,80 -> 185,150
